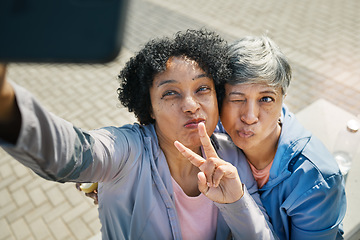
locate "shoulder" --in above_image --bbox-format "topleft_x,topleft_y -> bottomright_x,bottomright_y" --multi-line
280,105 -> 341,178
211,132 -> 244,165
211,133 -> 256,189
277,117 -> 344,198
291,135 -> 341,180
282,135 -> 345,206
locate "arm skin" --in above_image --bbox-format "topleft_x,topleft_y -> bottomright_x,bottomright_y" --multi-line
0,64 -> 21,144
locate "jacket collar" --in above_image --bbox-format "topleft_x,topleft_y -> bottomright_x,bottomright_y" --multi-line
261,105 -> 312,190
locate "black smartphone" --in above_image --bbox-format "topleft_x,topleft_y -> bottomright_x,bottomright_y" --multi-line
0,0 -> 129,63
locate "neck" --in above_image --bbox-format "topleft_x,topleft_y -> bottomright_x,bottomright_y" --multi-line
159,139 -> 202,197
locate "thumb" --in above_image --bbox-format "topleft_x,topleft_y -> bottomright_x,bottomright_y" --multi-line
197,171 -> 209,194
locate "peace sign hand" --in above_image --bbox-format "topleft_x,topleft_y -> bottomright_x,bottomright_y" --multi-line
174,122 -> 244,204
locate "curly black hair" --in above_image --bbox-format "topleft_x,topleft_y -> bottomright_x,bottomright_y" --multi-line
117,29 -> 231,125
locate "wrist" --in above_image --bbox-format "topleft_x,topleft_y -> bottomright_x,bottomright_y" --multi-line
0,81 -> 16,123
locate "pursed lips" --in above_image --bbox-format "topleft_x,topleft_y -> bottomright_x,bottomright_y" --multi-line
237,128 -> 255,138
184,118 -> 205,128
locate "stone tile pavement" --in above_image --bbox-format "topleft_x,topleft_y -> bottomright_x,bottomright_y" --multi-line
1,0 -> 359,239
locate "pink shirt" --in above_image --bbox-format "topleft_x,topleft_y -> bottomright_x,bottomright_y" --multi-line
171,177 -> 218,240
247,160 -> 274,189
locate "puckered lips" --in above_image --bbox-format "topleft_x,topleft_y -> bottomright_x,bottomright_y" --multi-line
184,118 -> 205,129
237,128 -> 255,138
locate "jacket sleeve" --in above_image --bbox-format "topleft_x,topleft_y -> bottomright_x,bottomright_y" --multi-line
287,167 -> 346,240
0,82 -> 141,183
215,186 -> 277,240
285,135 -> 347,240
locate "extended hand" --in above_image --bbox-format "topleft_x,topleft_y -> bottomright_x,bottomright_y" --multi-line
174,122 -> 243,204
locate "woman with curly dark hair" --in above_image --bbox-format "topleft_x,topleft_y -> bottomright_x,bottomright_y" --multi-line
118,29 -> 230,125
0,29 -> 275,239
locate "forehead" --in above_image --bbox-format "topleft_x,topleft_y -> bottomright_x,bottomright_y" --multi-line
152,56 -> 209,86
165,56 -> 198,69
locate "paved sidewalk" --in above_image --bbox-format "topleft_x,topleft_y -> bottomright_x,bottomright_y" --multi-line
1,0 -> 359,239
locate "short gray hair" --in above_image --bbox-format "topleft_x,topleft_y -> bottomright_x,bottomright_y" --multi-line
227,36 -> 291,95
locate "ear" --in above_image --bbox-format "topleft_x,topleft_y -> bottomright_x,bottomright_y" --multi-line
150,106 -> 155,120
283,93 -> 287,100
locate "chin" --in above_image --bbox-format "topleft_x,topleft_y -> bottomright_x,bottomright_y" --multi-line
186,139 -> 202,149
233,139 -> 251,151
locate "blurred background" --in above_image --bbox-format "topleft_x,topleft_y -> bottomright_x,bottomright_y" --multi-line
1,0 -> 359,239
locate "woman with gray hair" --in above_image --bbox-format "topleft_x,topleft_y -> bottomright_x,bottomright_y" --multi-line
178,36 -> 346,239
218,36 -> 346,239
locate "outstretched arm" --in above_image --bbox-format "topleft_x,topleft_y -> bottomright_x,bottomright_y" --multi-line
0,64 -> 21,144
0,66 -> 129,183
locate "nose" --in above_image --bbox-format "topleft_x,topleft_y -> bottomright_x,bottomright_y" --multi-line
240,102 -> 259,125
182,95 -> 200,114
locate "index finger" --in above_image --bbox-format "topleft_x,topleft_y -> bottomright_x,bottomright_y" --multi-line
174,140 -> 206,169
198,122 -> 218,160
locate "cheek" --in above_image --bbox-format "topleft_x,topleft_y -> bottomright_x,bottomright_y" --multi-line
201,94 -> 218,113
261,109 -> 281,129
220,104 -> 235,127
208,98 -> 219,115
267,106 -> 282,120
150,100 -> 167,120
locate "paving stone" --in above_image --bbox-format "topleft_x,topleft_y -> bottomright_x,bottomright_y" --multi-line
10,218 -> 32,240
46,187 -> 66,207
87,219 -> 102,236
13,164 -> 30,178
81,208 -> 99,225
67,218 -> 93,240
62,202 -> 92,223
48,218 -> 71,240
0,188 -> 12,208
0,162 -> 13,178
0,201 -> 17,219
0,219 -> 13,240
29,218 -> 53,240
11,188 -> 30,207
32,178 -> 56,192
6,202 -> 34,223
28,187 -> 47,207
24,202 -> 53,223
8,174 -> 33,192
43,202 -> 72,223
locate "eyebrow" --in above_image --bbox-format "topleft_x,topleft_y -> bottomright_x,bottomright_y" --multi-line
157,79 -> 176,88
192,73 -> 209,80
228,90 -> 278,96
260,90 -> 278,95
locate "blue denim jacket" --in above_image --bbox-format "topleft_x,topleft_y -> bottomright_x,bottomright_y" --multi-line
261,105 -> 346,239
217,105 -> 346,240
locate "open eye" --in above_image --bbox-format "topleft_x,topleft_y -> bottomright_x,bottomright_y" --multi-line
260,96 -> 274,103
196,86 -> 211,93
161,90 -> 178,99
